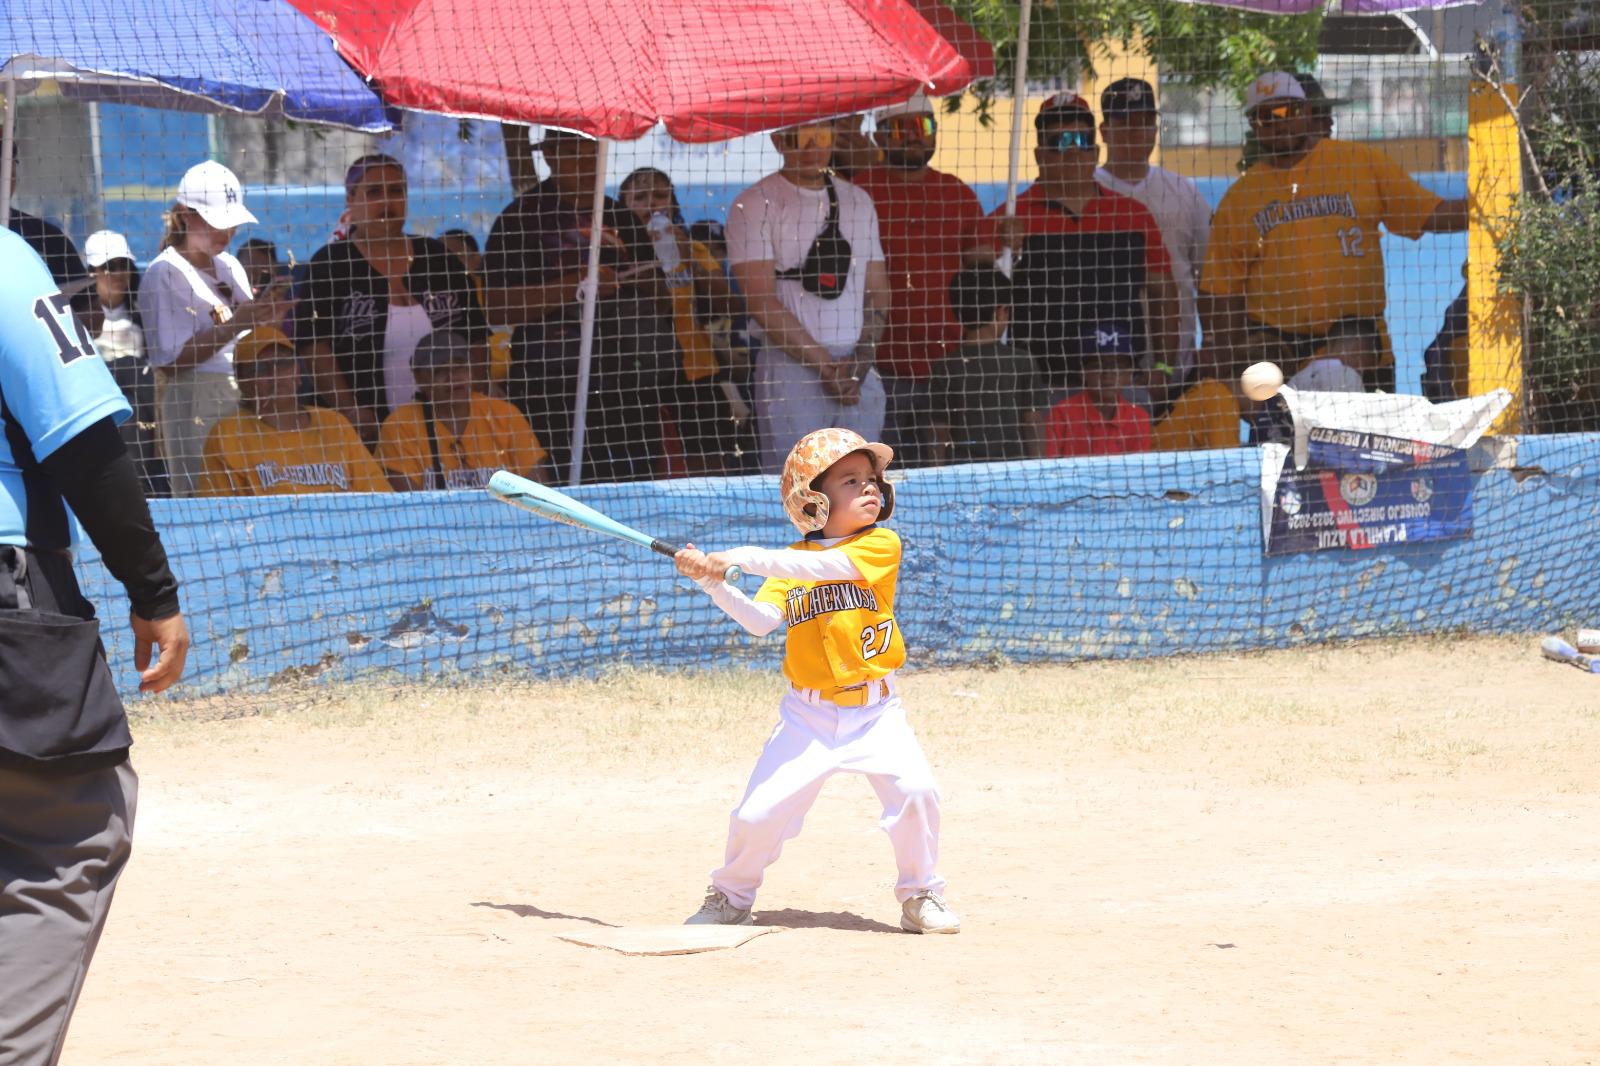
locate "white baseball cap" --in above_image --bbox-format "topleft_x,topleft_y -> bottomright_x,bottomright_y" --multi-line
84,229 -> 134,268
1243,72 -> 1307,114
876,91 -> 935,123
175,161 -> 258,230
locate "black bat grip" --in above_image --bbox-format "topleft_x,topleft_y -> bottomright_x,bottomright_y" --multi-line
653,539 -> 742,585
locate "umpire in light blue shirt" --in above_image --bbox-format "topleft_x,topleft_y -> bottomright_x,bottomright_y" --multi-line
0,227 -> 190,1065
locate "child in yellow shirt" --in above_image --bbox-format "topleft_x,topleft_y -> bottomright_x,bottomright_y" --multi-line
674,428 -> 958,934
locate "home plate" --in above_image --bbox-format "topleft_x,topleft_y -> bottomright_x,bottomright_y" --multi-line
556,924 -> 782,956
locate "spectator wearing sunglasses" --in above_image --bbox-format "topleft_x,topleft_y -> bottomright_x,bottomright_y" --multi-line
726,120 -> 891,474
973,92 -> 1178,397
1200,72 -> 1469,410
139,162 -> 292,496
852,93 -> 987,469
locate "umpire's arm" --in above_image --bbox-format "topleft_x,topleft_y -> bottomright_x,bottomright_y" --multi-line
41,420 -> 190,693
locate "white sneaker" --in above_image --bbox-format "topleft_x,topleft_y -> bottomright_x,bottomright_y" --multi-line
900,892 -> 961,934
684,887 -> 754,926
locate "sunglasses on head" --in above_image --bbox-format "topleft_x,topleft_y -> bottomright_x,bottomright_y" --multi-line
1045,128 -> 1097,152
1253,101 -> 1306,123
881,114 -> 936,139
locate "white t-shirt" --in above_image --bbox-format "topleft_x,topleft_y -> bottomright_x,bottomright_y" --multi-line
1289,357 -> 1365,393
95,303 -> 143,363
1095,165 -> 1212,372
139,248 -> 254,375
726,171 -> 885,357
383,303 -> 435,414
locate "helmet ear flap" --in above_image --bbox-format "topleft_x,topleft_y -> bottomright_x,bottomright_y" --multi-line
877,477 -> 895,523
798,486 -> 831,532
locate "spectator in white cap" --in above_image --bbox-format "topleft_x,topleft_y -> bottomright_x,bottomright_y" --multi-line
139,161 -> 292,496
852,92 -> 986,468
83,230 -> 168,495
1199,71 -> 1469,415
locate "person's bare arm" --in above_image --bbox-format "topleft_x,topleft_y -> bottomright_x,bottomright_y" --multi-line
1021,409 -> 1046,459
690,258 -> 740,319
1199,290 -> 1252,381
169,282 -> 292,370
481,268 -> 617,326
731,260 -> 834,372
1423,198 -> 1469,234
832,259 -> 891,405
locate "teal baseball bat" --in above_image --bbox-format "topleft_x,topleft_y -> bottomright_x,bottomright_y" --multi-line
486,471 -> 742,585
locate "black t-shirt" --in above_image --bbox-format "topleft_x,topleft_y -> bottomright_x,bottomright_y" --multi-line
294,235 -> 487,421
7,210 -> 88,289
929,340 -> 1050,464
483,180 -> 653,315
481,179 -> 680,486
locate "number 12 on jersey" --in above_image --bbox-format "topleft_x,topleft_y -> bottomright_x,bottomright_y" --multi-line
860,620 -> 895,660
1336,226 -> 1366,258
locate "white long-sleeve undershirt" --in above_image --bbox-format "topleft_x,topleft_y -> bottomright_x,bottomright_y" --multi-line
693,543 -> 863,637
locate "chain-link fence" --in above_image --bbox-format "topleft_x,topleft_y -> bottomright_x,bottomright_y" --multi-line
5,0 -> 1595,695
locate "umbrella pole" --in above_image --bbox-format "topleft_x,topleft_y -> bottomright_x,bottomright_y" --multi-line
1,77 -> 16,230
1000,0 -> 1033,274
567,137 -> 610,487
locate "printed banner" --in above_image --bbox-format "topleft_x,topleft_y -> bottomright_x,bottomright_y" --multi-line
1266,426 -> 1476,555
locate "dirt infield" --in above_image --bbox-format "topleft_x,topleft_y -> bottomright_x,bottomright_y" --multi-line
66,636 -> 1600,1065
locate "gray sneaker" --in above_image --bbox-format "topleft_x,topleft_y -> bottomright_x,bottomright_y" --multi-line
684,887 -> 754,926
900,892 -> 961,934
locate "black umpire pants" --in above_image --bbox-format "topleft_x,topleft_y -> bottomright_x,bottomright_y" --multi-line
0,548 -> 137,1066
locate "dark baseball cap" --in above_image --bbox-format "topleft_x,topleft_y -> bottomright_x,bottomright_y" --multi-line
1034,92 -> 1095,133
1085,321 -> 1135,356
1101,78 -> 1158,118
1294,72 -> 1351,112
411,331 -> 473,372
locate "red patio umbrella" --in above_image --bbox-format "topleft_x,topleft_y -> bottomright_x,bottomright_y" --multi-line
287,0 -> 972,142
904,0 -> 995,82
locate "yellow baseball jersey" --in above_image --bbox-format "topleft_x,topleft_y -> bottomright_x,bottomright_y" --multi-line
377,391 -> 546,490
197,407 -> 392,496
754,526 -> 906,692
670,240 -> 725,382
1150,379 -> 1241,452
1201,139 -> 1442,335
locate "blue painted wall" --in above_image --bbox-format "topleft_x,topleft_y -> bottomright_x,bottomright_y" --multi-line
77,434 -> 1600,699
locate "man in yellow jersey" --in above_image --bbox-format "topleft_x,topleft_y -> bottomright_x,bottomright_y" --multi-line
197,327 -> 391,496
377,331 -> 548,490
1200,71 -> 1468,397
673,428 -> 957,934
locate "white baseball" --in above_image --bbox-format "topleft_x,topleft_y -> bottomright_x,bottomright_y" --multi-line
1241,361 -> 1284,402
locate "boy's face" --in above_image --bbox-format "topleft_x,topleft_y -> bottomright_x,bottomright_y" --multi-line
816,450 -> 884,537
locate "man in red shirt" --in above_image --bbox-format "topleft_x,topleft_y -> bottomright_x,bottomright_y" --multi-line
975,93 -> 1179,399
852,93 -> 986,467
1045,324 -> 1153,458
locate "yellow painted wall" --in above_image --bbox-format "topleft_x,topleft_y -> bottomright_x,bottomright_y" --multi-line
1467,83 -> 1524,430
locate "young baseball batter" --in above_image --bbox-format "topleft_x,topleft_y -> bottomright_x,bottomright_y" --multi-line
674,428 -> 958,934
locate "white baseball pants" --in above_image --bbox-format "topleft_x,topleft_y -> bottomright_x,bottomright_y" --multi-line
710,682 -> 946,909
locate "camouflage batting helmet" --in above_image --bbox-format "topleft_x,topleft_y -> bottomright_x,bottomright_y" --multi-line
780,428 -> 895,535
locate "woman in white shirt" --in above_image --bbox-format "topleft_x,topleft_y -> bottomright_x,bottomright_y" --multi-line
138,162 -> 291,497
85,230 -> 168,496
